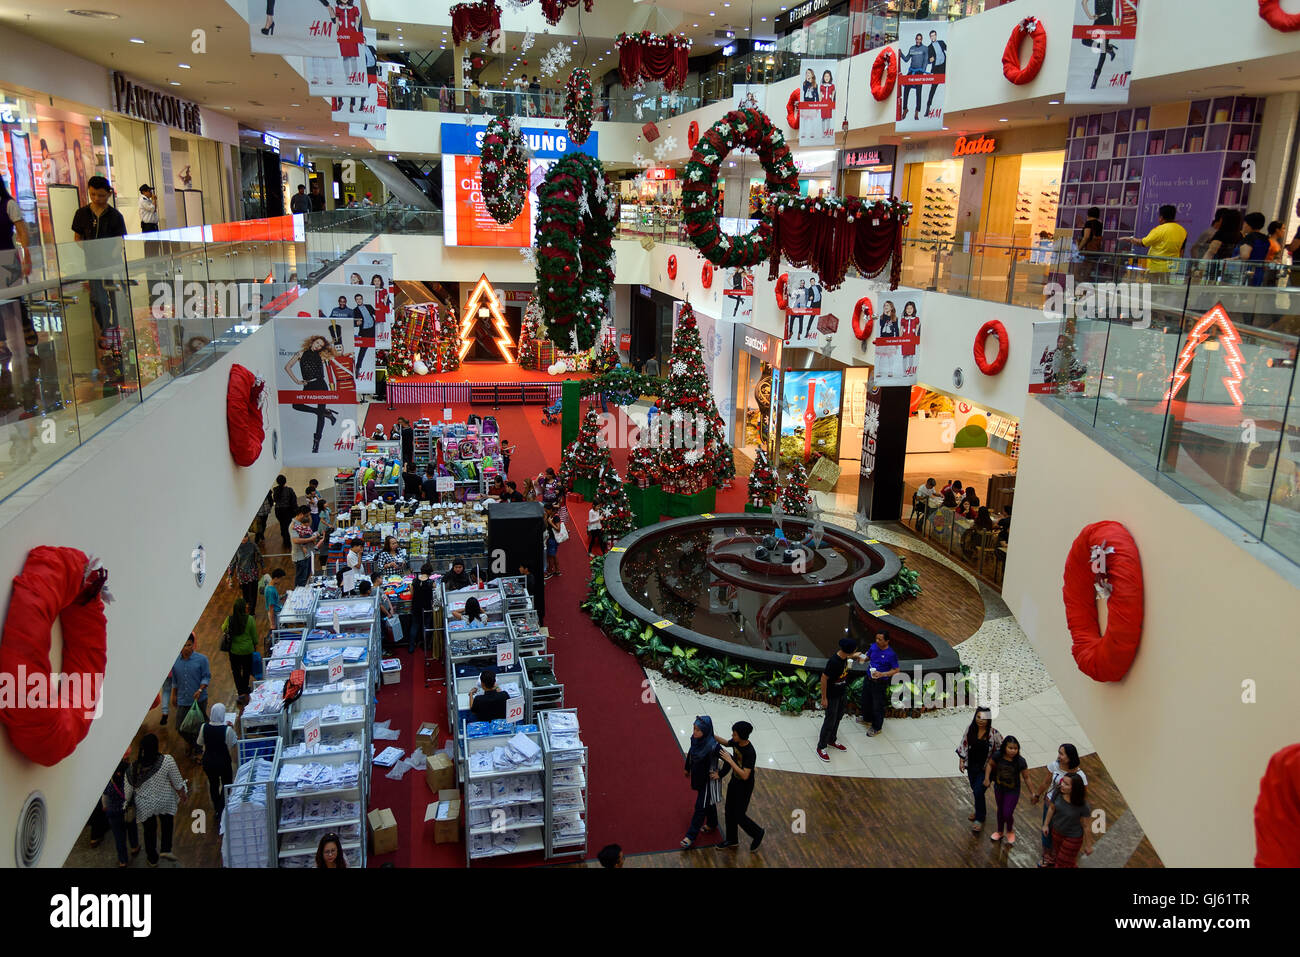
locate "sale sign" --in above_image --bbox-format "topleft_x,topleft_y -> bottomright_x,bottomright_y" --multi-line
442,154 -> 532,248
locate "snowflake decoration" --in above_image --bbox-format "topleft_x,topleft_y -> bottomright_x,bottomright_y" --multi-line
593,177 -> 607,202
520,246 -> 538,268
584,287 -> 605,304
863,405 -> 880,437
670,409 -> 685,423
508,116 -> 523,136
661,135 -> 678,152
653,142 -> 671,161
688,167 -> 704,181
540,43 -> 572,78
630,151 -> 650,168
520,30 -> 535,52
634,103 -> 644,120
684,448 -> 704,465
672,360 -> 687,375
482,160 -> 498,173
604,198 -> 617,219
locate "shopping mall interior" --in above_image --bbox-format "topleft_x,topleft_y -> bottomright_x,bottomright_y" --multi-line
0,0 -> 1298,899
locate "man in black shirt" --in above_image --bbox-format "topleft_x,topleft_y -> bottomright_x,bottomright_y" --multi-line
443,559 -> 472,591
401,462 -> 422,499
270,475 -> 298,551
421,465 -> 440,502
503,481 -> 525,503
817,637 -> 868,761
72,175 -> 128,334
715,720 -> 764,851
468,669 -> 509,720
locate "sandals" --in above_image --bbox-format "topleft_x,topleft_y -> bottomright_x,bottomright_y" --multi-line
679,837 -> 693,849
971,821 -> 982,833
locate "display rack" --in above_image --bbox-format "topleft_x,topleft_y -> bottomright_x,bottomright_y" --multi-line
335,469 -> 358,510
448,660 -> 525,756
523,653 -> 564,719
274,747 -> 368,868
540,708 -> 587,859
413,418 -> 433,470
462,726 -> 547,864
507,609 -> 546,657
309,595 -> 380,693
221,736 -> 281,868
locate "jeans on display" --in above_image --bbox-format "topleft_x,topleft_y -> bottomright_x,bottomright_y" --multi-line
294,556 -> 311,587
229,653 -> 253,696
993,785 -> 1020,833
106,810 -> 139,864
968,765 -> 988,823
142,814 -> 174,865
816,692 -> 847,750
724,786 -> 762,845
684,789 -> 718,842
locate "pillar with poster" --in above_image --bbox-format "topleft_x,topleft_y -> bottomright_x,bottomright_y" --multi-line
856,382 -> 911,522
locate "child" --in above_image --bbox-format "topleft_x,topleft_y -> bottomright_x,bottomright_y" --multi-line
984,735 -> 1032,845
1042,771 -> 1094,867
587,505 -> 605,556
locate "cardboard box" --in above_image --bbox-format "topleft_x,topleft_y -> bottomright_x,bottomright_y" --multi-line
368,807 -> 398,856
415,721 -> 441,752
424,788 -> 462,844
381,657 -> 402,685
426,752 -> 455,792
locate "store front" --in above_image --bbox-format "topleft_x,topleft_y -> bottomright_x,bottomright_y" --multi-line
617,168 -> 681,238
904,384 -> 1018,508
731,325 -> 783,462
838,145 -> 896,200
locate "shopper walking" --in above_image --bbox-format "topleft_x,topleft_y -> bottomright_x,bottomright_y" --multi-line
1042,772 -> 1094,867
714,720 -> 765,851
71,175 -> 128,334
199,703 -> 237,821
222,597 -> 258,702
100,760 -> 140,866
860,631 -> 901,737
1030,743 -> 1088,866
816,638 -> 868,761
253,488 -> 272,548
290,184 -> 311,213
262,567 -> 286,631
1076,206 -> 1104,283
984,735 -> 1032,844
681,715 -> 723,848
956,706 -> 1002,833
226,533 -> 265,614
544,503 -> 563,579
271,475 -> 298,551
290,505 -> 321,587
138,184 -> 159,232
586,505 -> 606,555
169,634 -> 210,754
125,734 -> 187,866
408,562 -> 434,655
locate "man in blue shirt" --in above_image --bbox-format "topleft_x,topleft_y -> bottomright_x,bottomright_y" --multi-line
263,567 -> 286,631
169,634 -> 211,753
861,632 -> 901,737
900,33 -> 928,121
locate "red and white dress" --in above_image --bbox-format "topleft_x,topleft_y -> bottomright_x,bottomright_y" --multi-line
819,83 -> 836,120
899,314 -> 921,377
333,2 -> 363,58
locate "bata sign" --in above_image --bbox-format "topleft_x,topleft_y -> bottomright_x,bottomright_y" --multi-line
112,72 -> 202,134
952,135 -> 997,157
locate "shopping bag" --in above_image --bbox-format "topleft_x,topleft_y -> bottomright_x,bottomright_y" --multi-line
179,700 -> 204,736
554,521 -> 570,544
250,651 -> 264,681
386,614 -> 404,646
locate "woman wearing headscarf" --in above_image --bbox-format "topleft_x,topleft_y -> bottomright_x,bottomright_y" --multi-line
681,715 -> 724,848
199,703 -> 238,821
125,734 -> 187,866
100,759 -> 140,866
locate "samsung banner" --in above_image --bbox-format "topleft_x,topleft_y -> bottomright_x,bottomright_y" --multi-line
439,122 -> 599,160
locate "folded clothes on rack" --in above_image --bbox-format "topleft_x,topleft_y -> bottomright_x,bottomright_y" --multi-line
546,712 -> 579,732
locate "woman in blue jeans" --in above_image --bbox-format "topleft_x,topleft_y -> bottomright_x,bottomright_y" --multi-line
955,707 -> 1002,834
100,760 -> 140,866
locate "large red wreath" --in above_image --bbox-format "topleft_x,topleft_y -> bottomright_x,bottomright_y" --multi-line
701,262 -> 713,289
226,363 -> 266,467
1003,17 -> 1047,85
1256,743 -> 1300,866
1259,0 -> 1300,31
974,320 -> 1009,375
1063,521 -> 1144,682
667,254 -> 678,279
871,47 -> 898,101
786,89 -> 801,129
687,121 -> 700,149
0,547 -> 109,765
450,0 -> 500,45
852,297 -> 874,340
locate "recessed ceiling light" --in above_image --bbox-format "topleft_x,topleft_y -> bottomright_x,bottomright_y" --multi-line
761,17 -> 767,21
67,9 -> 120,19
129,36 -> 145,44
291,103 -> 300,107
709,11 -> 715,16
334,132 -> 340,136
1049,99 -> 1060,105
693,23 -> 699,27
169,81 -> 181,86
998,117 -> 1008,122
222,106 -> 232,110
178,63 -> 191,69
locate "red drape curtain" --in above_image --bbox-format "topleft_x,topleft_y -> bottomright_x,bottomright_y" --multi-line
451,2 -> 501,46
768,207 -> 905,290
618,40 -> 690,92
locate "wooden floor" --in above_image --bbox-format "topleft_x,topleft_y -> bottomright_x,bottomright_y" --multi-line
886,545 -> 986,646
568,754 -> 1163,869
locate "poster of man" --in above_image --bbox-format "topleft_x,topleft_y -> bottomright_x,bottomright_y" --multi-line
896,20 -> 948,132
783,270 -> 823,344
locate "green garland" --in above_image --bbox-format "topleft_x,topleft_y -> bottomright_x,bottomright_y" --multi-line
563,68 -> 593,145
682,108 -> 799,267
480,114 -> 530,225
535,153 -> 616,351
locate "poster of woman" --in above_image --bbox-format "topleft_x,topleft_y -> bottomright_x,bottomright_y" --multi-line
249,0 -> 361,57
723,267 -> 753,322
797,60 -> 837,147
1066,0 -> 1140,104
871,298 -> 921,385
275,320 -> 359,465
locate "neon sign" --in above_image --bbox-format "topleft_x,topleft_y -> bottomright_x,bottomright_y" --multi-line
1162,303 -> 1244,407
459,273 -> 516,363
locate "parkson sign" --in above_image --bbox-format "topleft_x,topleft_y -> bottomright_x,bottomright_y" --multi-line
111,72 -> 202,135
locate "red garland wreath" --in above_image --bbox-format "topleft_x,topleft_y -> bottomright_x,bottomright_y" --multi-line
1062,521 -> 1144,682
667,254 -> 678,279
786,89 -> 801,129
774,273 -> 789,310
226,363 -> 266,467
0,547 -> 109,765
870,47 -> 898,101
450,0 -> 501,46
540,0 -> 593,26
973,320 -> 1009,375
1259,0 -> 1300,31
1256,743 -> 1300,867
701,262 -> 713,288
852,297 -> 874,340
1002,17 -> 1047,85
564,68 -> 594,145
687,120 -> 700,149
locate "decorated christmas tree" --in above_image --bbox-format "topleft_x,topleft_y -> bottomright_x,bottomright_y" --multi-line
593,332 -> 620,375
592,463 -> 636,542
747,445 -> 777,507
657,303 -> 727,495
517,297 -> 543,369
388,306 -> 441,377
627,437 -> 660,488
780,459 -> 811,517
432,306 -> 462,373
560,409 -> 607,490
704,413 -> 735,485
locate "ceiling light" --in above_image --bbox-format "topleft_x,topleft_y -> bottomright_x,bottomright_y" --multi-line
169,81 -> 181,86
67,9 -> 120,19
998,117 -> 1008,122
1049,99 -> 1060,105
334,132 -> 340,136
709,11 -> 715,15
761,16 -> 767,21
178,63 -> 191,69
693,22 -> 698,27
129,37 -> 145,44
222,106 -> 232,110
291,103 -> 300,107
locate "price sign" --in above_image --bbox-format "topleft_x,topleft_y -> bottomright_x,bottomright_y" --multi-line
651,619 -> 672,629
435,476 -> 454,492
442,408 -> 453,421
328,654 -> 345,683
450,515 -> 463,533
304,714 -> 321,750
610,546 -> 626,553
870,609 -> 889,617
505,695 -> 525,723
699,513 -> 714,519
496,643 -> 514,668
790,655 -> 808,666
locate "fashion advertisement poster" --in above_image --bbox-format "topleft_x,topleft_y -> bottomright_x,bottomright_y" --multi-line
896,20 -> 947,132
782,270 -> 823,345
780,370 -> 842,467
797,59 -> 838,147
35,119 -> 96,205
871,297 -> 921,386
1065,0 -> 1139,104
248,0 -> 362,57
276,319 -> 358,465
330,78 -> 385,125
306,28 -> 377,96
734,84 -> 766,112
722,267 -> 754,322
316,282 -> 378,393
338,262 -> 393,349
1028,320 -> 1099,394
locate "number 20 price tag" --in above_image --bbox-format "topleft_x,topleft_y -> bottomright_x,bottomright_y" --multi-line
505,695 -> 524,723
496,643 -> 514,668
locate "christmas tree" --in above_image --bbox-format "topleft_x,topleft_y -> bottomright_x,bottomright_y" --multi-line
388,306 -> 441,377
780,460 -> 811,517
747,445 -> 777,506
518,297 -> 543,369
593,333 -> 620,375
627,437 -> 660,488
657,303 -> 727,495
705,413 -> 735,485
592,462 -> 636,542
560,409 -> 607,490
433,306 -> 462,373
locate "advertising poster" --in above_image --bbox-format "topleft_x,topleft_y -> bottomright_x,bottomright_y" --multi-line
1029,320 -> 1100,395
871,296 -> 921,385
782,270 -> 823,345
796,59 -> 838,147
249,0 -> 361,57
276,319 -> 359,465
721,267 -> 753,322
330,78 -> 385,125
316,282 -> 378,393
350,120 -> 386,141
734,84 -> 766,112
896,20 -> 947,131
1136,152 -> 1221,238
1066,0 -> 1140,105
780,370 -> 843,467
306,28 -> 376,96
35,119 -> 95,204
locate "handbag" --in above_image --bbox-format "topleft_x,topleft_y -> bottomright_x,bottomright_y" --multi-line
553,520 -> 569,544
386,613 -> 404,646
220,624 -> 233,653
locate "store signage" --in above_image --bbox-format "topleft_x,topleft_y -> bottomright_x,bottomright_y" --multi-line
722,44 -> 736,57
440,122 -> 598,159
263,132 -> 281,152
0,109 -> 15,124
328,656 -> 345,683
952,135 -> 997,157
111,72 -> 202,135
304,713 -> 321,749
740,327 -> 780,359
496,643 -> 514,668
755,41 -> 776,52
843,146 -> 897,169
783,0 -> 831,28
645,168 -> 677,180
619,333 -> 631,351
638,285 -> 653,298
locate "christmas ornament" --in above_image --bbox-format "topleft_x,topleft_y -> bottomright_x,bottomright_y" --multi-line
450,0 -> 501,46
540,0 -> 592,25
765,193 -> 912,290
1063,522 -> 1144,682
563,68 -> 594,144
615,31 -> 692,91
1002,17 -> 1047,85
974,320 -> 1010,375
480,114 -> 531,225
413,358 -> 430,376
870,47 -> 898,101
540,42 -> 572,78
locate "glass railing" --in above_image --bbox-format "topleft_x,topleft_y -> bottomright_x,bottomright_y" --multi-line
392,86 -> 703,124
0,210 -> 382,505
853,0 -> 1001,51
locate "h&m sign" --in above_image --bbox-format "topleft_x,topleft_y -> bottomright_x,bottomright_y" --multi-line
112,72 -> 202,135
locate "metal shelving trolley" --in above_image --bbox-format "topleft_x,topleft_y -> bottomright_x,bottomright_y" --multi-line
541,709 -> 588,860
462,725 -> 547,864
221,736 -> 281,868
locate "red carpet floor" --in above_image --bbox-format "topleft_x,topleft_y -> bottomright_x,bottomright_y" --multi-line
390,361 -> 592,385
360,381 -> 736,866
